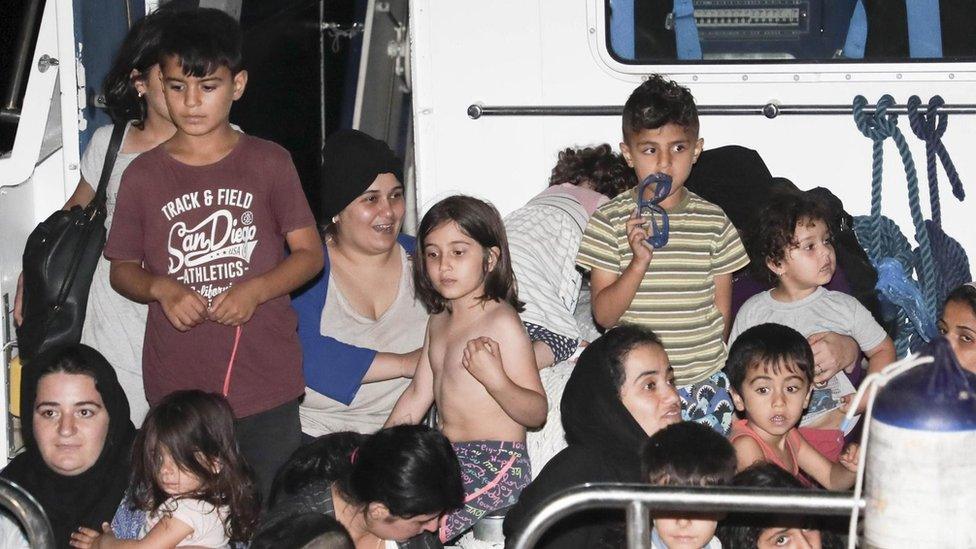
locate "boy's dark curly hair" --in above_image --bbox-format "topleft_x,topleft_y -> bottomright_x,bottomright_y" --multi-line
548,144 -> 636,198
746,190 -> 834,286
622,74 -> 699,140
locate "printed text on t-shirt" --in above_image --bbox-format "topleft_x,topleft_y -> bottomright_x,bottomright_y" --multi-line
164,188 -> 258,302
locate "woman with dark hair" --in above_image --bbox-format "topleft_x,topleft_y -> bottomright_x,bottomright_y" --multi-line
0,344 -> 136,549
13,8 -> 180,424
503,324 -> 682,548
295,130 -> 428,436
257,425 -> 464,548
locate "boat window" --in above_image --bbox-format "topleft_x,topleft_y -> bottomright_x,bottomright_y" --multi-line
605,0 -> 976,64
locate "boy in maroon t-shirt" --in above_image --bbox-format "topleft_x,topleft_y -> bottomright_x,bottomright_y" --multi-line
104,8 -> 323,499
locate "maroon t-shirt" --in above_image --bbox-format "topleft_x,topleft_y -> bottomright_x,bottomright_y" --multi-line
105,134 -> 315,417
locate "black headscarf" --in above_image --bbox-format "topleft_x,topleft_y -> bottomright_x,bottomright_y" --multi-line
559,330 -> 651,479
320,129 -> 403,222
1,344 -> 136,549
504,328 -> 652,548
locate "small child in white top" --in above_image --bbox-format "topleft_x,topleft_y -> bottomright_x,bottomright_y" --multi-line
731,191 -> 896,428
70,391 -> 259,549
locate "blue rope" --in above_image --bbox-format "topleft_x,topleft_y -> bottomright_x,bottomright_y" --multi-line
906,95 -> 972,305
906,95 -> 966,224
852,95 -> 940,351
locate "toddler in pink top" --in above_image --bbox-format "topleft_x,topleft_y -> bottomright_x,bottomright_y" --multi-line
726,323 -> 860,490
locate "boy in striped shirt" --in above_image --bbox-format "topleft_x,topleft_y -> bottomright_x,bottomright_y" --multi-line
576,75 -> 749,435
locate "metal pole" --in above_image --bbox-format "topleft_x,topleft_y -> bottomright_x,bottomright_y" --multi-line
625,500 -> 651,549
4,0 -> 45,111
0,479 -> 55,548
509,484 -> 864,549
467,103 -> 976,120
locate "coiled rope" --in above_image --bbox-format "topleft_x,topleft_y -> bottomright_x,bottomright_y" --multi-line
851,95 -> 939,353
906,95 -> 971,305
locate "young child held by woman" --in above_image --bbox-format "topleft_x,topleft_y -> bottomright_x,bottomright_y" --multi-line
385,195 -> 547,541
71,391 -> 259,548
939,283 -> 976,373
727,324 -> 860,490
731,191 -> 896,432
642,422 -> 736,549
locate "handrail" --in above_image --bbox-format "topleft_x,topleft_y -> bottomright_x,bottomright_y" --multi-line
0,478 -> 56,547
467,102 -> 976,119
508,483 -> 864,549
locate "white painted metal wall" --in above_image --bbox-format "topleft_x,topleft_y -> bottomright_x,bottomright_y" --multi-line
0,0 -> 82,464
409,0 -> 976,259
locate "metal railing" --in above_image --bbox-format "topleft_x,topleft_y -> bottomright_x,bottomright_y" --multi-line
467,102 -> 976,120
1,0 -> 45,124
508,483 -> 864,549
0,478 -> 55,547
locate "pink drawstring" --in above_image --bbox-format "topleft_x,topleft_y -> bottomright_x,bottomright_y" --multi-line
222,325 -> 242,397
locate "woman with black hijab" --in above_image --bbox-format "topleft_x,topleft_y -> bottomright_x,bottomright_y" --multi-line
0,344 -> 136,549
503,325 -> 683,548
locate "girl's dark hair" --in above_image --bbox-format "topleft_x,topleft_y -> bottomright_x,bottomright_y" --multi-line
945,284 -> 976,317
157,7 -> 244,77
622,74 -> 699,140
101,9 -> 178,126
270,425 -> 463,519
746,190 -> 834,286
251,512 -> 353,549
717,463 -> 845,549
413,195 -> 523,314
130,391 -> 259,542
641,422 -> 736,487
726,323 -> 815,393
591,324 -> 664,392
549,144 -> 636,198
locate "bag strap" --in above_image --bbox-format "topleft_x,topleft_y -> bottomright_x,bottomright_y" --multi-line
91,121 -> 127,211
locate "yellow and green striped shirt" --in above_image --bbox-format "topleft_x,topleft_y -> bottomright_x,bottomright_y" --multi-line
576,188 -> 749,385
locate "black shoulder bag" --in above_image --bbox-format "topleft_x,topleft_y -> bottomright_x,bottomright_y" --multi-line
17,122 -> 127,362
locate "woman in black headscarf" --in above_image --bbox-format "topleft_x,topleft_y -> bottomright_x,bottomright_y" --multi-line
503,325 -> 683,548
1,344 -> 136,549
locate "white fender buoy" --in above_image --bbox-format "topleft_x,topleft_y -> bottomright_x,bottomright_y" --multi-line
864,337 -> 976,548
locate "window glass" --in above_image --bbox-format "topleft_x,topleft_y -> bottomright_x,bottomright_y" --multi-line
606,0 -> 976,64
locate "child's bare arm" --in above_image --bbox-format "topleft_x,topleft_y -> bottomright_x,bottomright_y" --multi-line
590,212 -> 653,329
384,329 -> 436,427
864,337 -> 896,376
71,517 -> 194,549
731,436 -> 766,472
795,437 -> 858,490
110,260 -> 207,332
209,226 -> 324,326
590,214 -> 653,329
463,318 -> 547,428
714,272 -> 733,341
851,336 -> 896,413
